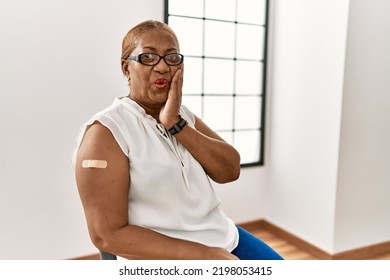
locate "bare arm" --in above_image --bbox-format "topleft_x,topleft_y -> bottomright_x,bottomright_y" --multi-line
160,68 -> 241,183
75,122 -> 238,259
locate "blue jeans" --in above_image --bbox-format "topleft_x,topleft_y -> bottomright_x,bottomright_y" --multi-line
231,226 -> 284,260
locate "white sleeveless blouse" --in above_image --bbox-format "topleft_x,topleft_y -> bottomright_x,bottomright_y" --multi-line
73,97 -> 238,252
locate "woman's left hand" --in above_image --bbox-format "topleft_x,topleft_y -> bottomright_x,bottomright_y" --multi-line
159,66 -> 184,128
159,65 -> 240,183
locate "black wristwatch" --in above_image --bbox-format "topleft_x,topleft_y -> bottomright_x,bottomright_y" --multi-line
168,116 -> 188,135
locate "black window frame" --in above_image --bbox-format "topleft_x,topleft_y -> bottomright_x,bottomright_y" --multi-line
164,0 -> 270,167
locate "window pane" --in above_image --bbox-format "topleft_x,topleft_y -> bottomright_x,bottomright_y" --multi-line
204,21 -> 235,58
205,0 -> 236,21
183,57 -> 202,94
169,17 -> 203,56
236,61 -> 263,95
204,58 -> 234,94
234,130 -> 261,164
236,24 -> 265,60
234,96 -> 261,130
169,0 -> 204,18
237,0 -> 266,25
203,96 -> 233,131
182,95 -> 202,117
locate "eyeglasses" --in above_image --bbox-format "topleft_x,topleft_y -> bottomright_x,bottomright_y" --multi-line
127,53 -> 184,66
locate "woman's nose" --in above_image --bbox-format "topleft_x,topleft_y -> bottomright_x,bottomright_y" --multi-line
153,57 -> 170,73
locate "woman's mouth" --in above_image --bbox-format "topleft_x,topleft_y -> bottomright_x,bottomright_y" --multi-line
154,79 -> 168,90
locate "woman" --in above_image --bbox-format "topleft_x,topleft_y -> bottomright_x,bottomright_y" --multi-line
74,20 -> 283,260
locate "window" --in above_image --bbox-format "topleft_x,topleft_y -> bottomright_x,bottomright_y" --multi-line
165,0 -> 269,166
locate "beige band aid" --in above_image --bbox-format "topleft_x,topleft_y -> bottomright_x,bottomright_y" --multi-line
82,160 -> 108,169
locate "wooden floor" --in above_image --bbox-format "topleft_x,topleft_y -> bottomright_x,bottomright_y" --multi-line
251,227 -> 390,260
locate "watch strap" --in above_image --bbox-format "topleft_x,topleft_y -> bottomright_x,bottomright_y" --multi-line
168,116 -> 188,135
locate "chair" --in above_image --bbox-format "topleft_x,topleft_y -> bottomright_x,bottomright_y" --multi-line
99,250 -> 117,260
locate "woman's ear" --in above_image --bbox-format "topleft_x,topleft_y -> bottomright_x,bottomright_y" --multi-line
121,59 -> 129,76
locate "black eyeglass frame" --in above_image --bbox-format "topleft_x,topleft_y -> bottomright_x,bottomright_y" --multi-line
127,53 -> 184,66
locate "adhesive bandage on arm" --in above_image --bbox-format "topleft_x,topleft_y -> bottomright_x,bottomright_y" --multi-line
82,159 -> 108,169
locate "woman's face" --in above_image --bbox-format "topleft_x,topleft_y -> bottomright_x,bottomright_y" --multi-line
125,29 -> 182,111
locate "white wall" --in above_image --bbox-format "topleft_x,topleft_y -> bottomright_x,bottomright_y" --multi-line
266,0 -> 390,254
213,166 -> 266,223
265,0 -> 350,252
334,0 -> 390,252
0,0 -> 265,259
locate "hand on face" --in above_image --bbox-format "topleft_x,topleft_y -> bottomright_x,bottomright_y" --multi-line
159,65 -> 184,129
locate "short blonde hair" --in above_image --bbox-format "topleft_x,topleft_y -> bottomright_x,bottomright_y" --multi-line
121,20 -> 180,75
